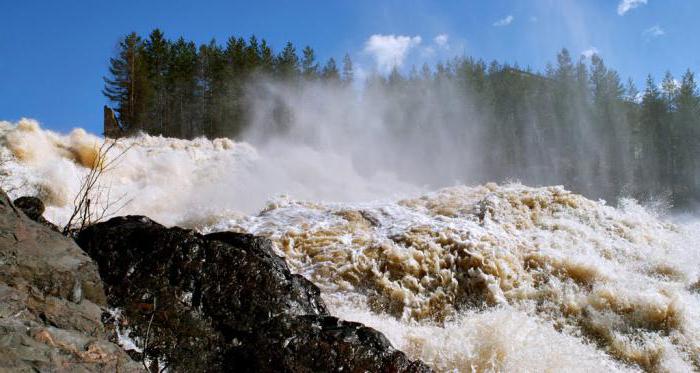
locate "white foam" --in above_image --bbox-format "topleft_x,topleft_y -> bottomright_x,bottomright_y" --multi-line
0,119 -> 418,227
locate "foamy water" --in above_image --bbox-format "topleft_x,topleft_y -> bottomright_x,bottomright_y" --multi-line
2,119 -> 700,372
0,119 -> 418,226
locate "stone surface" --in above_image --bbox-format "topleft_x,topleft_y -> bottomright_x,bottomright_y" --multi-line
229,314 -> 433,372
103,105 -> 123,138
13,196 -> 44,221
0,190 -> 141,372
13,195 -> 60,232
76,215 -> 432,372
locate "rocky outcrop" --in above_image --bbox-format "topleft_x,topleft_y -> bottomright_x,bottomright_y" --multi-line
103,105 -> 123,138
76,216 -> 432,372
0,191 -> 141,371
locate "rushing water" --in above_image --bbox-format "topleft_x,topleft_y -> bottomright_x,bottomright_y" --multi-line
2,119 -> 700,372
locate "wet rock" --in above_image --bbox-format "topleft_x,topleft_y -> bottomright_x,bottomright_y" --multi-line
203,231 -> 328,330
0,189 -> 141,372
230,315 -> 433,372
76,215 -> 431,372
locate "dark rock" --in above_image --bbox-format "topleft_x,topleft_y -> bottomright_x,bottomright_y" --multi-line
203,231 -> 328,331
12,195 -> 60,232
230,315 -> 433,372
0,190 -> 141,371
13,196 -> 44,221
103,105 -> 123,138
76,215 -> 432,372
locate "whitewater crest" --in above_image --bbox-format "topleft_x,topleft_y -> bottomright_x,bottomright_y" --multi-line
0,119 -> 415,226
212,184 -> 700,372
2,119 -> 700,372
0,118 -> 252,221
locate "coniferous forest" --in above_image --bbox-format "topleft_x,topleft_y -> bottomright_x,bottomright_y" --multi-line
104,29 -> 700,208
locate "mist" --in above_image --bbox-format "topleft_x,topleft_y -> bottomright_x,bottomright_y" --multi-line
243,77 -> 483,188
236,62 -> 645,208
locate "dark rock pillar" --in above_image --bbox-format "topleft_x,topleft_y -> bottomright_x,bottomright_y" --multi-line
103,105 -> 122,138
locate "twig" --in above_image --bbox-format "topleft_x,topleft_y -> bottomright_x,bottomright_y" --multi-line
62,139 -> 133,235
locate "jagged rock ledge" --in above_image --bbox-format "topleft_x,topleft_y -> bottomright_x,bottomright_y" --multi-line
1,190 -> 431,372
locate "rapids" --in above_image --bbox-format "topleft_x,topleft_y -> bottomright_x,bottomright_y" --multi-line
2,119 -> 700,372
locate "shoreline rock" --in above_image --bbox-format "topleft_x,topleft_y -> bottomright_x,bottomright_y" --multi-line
76,215 -> 431,372
0,191 -> 141,371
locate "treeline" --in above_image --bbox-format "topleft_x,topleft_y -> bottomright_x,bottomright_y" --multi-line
104,30 -> 700,207
103,29 -> 352,139
363,51 -> 700,206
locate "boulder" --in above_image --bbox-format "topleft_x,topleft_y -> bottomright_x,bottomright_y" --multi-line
13,195 -> 60,231
13,196 -> 44,221
0,190 -> 141,371
76,216 -> 432,372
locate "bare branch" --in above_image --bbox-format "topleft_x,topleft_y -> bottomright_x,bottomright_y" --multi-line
62,139 -> 133,235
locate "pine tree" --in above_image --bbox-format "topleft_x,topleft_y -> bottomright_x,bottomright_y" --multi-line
301,46 -> 318,79
245,36 -> 261,71
225,37 -> 246,76
342,53 -> 353,84
552,49 -> 580,186
625,78 -> 639,103
103,32 -> 150,133
167,37 -> 198,138
322,58 -> 340,82
589,55 -> 627,198
259,39 -> 275,73
662,71 -> 678,110
672,70 -> 700,203
640,75 -> 670,195
198,39 -> 226,137
276,42 -> 299,79
143,29 -> 171,135
660,71 -> 679,196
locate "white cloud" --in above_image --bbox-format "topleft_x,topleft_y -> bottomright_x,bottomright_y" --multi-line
617,0 -> 647,16
643,25 -> 665,38
582,47 -> 599,59
364,34 -> 422,73
493,15 -> 514,27
434,34 -> 449,49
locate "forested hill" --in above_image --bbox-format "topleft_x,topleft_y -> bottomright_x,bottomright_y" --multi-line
103,29 -> 700,208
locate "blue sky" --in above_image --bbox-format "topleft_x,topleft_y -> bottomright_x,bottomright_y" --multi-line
1,0 -> 698,134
